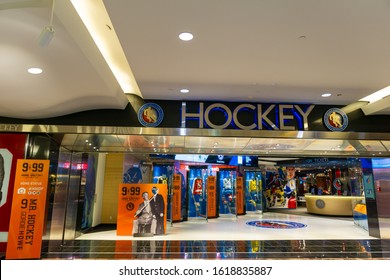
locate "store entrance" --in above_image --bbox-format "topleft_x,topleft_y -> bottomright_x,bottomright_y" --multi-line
65,152 -> 371,242
40,129 -> 390,242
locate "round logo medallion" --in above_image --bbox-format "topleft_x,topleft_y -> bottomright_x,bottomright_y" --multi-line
315,199 -> 325,209
323,108 -> 348,131
126,202 -> 135,211
138,103 -> 164,127
246,220 -> 307,229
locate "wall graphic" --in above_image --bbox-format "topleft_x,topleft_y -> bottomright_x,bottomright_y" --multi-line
264,168 -> 297,209
123,155 -> 150,184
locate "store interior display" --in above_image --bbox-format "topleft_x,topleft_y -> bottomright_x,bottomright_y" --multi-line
218,168 -> 237,215
116,155 -> 371,235
244,171 -> 263,212
152,163 -> 174,222
188,166 -> 209,218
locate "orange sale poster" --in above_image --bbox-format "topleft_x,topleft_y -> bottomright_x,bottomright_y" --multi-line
6,159 -> 50,259
117,183 -> 168,236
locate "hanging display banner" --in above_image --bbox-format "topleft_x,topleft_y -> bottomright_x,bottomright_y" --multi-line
6,159 -> 49,259
117,183 -> 168,236
236,176 -> 245,215
207,176 -> 217,218
172,174 -> 181,222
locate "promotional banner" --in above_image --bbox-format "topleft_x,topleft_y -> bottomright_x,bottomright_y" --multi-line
236,176 -> 244,215
6,159 -> 50,259
172,174 -> 181,222
206,176 -> 217,218
117,183 -> 168,236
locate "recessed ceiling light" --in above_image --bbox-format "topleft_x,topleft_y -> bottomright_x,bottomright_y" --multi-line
179,32 -> 194,41
27,67 -> 43,74
321,93 -> 332,97
180,88 -> 189,93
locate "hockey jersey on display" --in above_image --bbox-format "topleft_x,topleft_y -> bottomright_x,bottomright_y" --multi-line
192,178 -> 203,195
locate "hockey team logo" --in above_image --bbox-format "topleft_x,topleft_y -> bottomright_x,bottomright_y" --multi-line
246,220 -> 307,229
323,108 -> 348,131
138,103 -> 164,127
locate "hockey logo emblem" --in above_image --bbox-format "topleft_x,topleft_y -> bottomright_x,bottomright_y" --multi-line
138,103 -> 164,127
246,220 -> 307,229
323,108 -> 348,131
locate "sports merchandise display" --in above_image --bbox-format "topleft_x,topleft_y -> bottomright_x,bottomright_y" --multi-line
218,169 -> 236,215
152,164 -> 174,222
188,167 -> 208,218
245,171 -> 263,212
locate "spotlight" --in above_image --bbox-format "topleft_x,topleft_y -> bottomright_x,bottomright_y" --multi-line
38,0 -> 56,47
38,26 -> 55,48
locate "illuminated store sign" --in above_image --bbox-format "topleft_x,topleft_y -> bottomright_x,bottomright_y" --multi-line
181,102 -> 315,130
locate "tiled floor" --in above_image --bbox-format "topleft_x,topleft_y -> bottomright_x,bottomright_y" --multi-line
76,210 -> 373,241
39,209 -> 390,260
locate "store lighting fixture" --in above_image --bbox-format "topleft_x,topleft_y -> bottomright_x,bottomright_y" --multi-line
180,88 -> 189,93
321,93 -> 332,97
38,26 -> 55,48
359,85 -> 390,103
38,0 -> 56,48
70,0 -> 141,96
27,67 -> 43,74
179,32 -> 194,41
